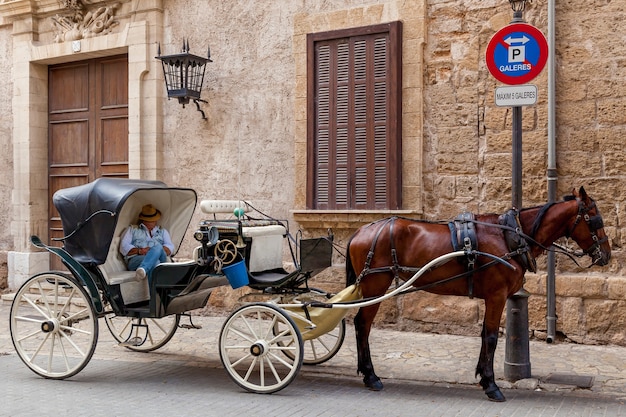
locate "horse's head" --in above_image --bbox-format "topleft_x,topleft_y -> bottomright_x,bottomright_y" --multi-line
566,186 -> 611,266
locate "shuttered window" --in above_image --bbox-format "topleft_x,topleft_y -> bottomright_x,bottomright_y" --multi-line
307,22 -> 402,210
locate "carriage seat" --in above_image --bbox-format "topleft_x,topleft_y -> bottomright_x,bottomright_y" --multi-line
97,235 -> 150,305
200,200 -> 287,273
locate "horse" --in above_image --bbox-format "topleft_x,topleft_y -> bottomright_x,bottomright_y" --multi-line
345,187 -> 611,402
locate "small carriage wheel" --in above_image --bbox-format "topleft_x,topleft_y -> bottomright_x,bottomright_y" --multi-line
10,272 -> 98,380
219,303 -> 303,394
277,318 -> 346,365
104,314 -> 180,352
214,240 -> 238,265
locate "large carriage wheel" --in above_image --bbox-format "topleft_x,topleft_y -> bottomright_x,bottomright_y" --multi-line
278,318 -> 346,365
219,303 -> 303,394
104,314 -> 180,352
10,273 -> 98,379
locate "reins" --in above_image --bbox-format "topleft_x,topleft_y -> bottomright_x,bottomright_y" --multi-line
468,217 -> 586,267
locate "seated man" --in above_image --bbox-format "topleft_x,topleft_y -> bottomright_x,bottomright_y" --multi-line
119,204 -> 174,283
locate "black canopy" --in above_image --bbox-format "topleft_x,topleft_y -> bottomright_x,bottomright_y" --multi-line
53,178 -> 197,265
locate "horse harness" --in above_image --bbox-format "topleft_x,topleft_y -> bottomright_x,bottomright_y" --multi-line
448,212 -> 478,297
497,208 -> 537,273
355,212 -> 536,299
354,217 -> 421,286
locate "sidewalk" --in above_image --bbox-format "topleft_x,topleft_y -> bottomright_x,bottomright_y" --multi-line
1,296 -> 625,401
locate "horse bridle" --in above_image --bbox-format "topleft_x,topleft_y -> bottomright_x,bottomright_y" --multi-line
566,198 -> 608,265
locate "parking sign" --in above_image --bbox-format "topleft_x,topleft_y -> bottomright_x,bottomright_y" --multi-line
486,23 -> 548,85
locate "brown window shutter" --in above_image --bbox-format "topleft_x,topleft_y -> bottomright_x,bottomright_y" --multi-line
308,22 -> 402,210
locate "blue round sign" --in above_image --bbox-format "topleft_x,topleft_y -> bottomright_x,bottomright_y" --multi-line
486,23 -> 548,85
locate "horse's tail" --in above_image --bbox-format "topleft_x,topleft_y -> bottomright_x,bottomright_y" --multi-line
346,234 -> 357,287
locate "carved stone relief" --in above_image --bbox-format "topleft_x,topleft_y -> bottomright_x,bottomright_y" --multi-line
51,0 -> 118,43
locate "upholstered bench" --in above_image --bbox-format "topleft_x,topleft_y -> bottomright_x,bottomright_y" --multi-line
98,235 -> 150,305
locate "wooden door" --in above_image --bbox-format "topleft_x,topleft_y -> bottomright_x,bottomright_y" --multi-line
48,55 -> 129,262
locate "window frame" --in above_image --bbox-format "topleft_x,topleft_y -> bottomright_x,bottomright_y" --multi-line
306,21 -> 403,210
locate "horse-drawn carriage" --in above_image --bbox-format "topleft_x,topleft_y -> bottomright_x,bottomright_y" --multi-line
9,178 -> 353,393
9,178 -> 611,400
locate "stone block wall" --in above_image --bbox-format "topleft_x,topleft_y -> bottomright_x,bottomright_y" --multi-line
204,260 -> 626,347
1,0 -> 624,348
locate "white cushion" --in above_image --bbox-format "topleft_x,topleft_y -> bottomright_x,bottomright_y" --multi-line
200,200 -> 246,214
242,225 -> 286,273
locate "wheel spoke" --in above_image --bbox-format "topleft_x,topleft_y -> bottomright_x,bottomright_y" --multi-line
57,288 -> 80,322
14,315 -> 45,325
62,307 -> 91,324
58,327 -> 88,357
26,332 -> 52,362
267,350 -> 296,369
243,356 -> 259,382
56,334 -> 72,373
35,279 -> 54,317
22,294 -> 52,321
228,324 -> 256,343
265,355 -> 284,384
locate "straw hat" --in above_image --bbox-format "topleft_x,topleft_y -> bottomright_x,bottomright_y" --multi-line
138,204 -> 161,221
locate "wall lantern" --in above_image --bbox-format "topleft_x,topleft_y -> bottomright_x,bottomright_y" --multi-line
508,0 -> 528,21
156,40 -> 212,119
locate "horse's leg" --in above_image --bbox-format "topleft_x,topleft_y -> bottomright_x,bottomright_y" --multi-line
354,303 -> 384,390
475,297 -> 507,402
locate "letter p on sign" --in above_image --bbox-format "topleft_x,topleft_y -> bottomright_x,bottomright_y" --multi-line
509,46 -> 525,63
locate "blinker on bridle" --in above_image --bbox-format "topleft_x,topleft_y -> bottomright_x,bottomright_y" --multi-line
568,198 -> 608,264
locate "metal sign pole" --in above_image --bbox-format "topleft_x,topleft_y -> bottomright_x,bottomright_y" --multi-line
504,105 -> 532,381
486,1 -> 548,382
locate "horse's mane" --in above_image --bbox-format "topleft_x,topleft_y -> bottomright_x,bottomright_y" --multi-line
528,203 -> 553,238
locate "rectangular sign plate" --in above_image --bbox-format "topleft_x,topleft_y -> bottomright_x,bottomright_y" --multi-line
495,84 -> 538,107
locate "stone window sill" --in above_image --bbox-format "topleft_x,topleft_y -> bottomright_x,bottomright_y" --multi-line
291,209 -> 419,229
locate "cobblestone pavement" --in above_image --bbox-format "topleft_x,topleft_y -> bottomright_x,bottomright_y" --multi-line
1,299 -> 625,416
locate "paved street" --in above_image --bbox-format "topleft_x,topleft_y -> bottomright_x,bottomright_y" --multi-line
1,300 -> 625,416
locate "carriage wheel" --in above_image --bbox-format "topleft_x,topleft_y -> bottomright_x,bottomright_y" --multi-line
278,318 -> 346,365
9,273 -> 98,379
219,303 -> 303,394
104,314 -> 180,352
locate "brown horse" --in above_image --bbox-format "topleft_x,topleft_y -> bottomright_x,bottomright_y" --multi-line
346,187 -> 611,401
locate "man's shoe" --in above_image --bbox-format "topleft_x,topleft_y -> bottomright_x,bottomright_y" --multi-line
135,267 -> 147,281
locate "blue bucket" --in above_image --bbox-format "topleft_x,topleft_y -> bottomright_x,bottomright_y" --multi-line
222,260 -> 249,289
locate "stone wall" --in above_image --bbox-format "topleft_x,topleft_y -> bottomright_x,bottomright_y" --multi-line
0,0 -> 624,346
0,21 -> 13,291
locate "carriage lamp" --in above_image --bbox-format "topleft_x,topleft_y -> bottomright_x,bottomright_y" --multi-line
508,0 -> 528,21
194,222 -> 219,245
156,39 -> 212,120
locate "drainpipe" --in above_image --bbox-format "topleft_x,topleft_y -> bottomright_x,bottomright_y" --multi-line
546,0 -> 557,343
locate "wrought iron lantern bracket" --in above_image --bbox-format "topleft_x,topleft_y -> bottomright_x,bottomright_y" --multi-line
156,40 -> 212,119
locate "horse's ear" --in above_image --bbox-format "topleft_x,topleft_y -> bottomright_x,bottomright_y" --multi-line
578,186 -> 588,201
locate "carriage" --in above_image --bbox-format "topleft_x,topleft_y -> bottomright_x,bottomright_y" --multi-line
9,178 -> 358,393
9,178 -> 611,400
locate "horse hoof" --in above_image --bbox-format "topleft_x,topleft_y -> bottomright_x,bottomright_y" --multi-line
364,377 -> 384,391
485,387 -> 506,402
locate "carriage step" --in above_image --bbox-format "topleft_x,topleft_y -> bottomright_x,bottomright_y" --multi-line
119,337 -> 143,347
179,323 -> 202,329
178,313 -> 202,329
